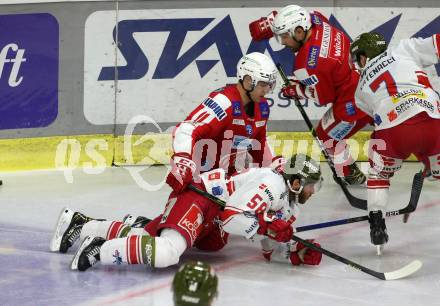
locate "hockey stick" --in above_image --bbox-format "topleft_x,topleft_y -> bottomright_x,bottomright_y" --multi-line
187,171 -> 423,232
291,234 -> 422,280
296,171 -> 424,232
187,183 -> 422,280
264,40 -> 367,210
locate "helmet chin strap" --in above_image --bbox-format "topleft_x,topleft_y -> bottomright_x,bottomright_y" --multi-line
288,179 -> 303,206
290,28 -> 308,48
239,79 -> 257,104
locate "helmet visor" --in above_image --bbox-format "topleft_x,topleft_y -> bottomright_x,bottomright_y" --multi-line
303,176 -> 323,194
257,79 -> 276,94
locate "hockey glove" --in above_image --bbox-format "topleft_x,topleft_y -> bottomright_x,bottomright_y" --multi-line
249,11 -> 277,41
257,214 -> 294,243
269,155 -> 286,174
166,152 -> 197,193
290,239 -> 322,266
281,79 -> 315,100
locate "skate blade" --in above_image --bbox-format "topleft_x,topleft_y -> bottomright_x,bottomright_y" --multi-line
376,245 -> 384,256
71,235 -> 93,270
50,207 -> 74,252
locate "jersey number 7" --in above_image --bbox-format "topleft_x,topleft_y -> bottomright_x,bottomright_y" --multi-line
369,71 -> 398,96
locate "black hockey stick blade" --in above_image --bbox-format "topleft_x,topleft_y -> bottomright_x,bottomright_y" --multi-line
291,235 -> 422,280
401,171 -> 424,223
296,172 -> 424,232
338,179 -> 367,210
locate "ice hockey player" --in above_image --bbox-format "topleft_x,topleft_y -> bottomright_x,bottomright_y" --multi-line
166,52 -> 284,196
249,5 -> 372,185
172,261 -> 218,306
350,32 -> 440,253
49,154 -> 323,271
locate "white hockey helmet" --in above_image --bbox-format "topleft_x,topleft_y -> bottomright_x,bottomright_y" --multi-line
272,5 -> 311,36
236,52 -> 277,91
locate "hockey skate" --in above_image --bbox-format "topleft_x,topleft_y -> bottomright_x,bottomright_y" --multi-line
341,163 -> 366,186
369,210 -> 389,255
122,214 -> 152,228
71,236 -> 105,271
50,208 -> 95,253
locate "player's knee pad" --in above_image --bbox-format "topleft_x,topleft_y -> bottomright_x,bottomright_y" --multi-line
153,229 -> 187,268
428,153 -> 440,180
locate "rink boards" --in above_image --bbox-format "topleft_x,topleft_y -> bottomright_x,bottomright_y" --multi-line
0,2 -> 437,171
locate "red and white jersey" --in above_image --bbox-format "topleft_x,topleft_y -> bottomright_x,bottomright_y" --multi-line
173,85 -> 274,176
293,12 -> 360,109
355,35 -> 440,131
200,167 -> 294,239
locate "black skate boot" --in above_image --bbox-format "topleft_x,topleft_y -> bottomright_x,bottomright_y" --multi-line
123,214 -> 152,228
71,236 -> 105,271
342,163 -> 366,186
50,208 -> 97,253
369,210 -> 389,254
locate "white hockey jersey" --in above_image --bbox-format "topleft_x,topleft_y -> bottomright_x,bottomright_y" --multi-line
200,167 -> 294,239
355,34 -> 440,131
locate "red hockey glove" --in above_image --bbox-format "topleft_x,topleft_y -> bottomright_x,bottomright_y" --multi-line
257,214 -> 294,242
290,239 -> 322,266
269,155 -> 286,174
249,11 -> 277,41
166,152 -> 196,193
281,79 -> 308,100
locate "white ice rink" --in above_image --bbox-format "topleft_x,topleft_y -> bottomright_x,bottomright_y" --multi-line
0,163 -> 439,306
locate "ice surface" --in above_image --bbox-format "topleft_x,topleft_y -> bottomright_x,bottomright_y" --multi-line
0,163 -> 439,306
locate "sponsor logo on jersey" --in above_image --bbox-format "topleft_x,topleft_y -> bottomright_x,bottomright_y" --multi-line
259,102 -> 269,118
233,118 -> 245,125
328,121 -> 355,141
311,13 -> 322,25
232,101 -> 242,116
264,188 -> 274,202
178,204 -> 204,243
245,124 -> 253,135
280,190 -> 288,200
245,219 -> 259,235
300,74 -> 319,86
345,102 -> 356,116
387,110 -> 398,122
255,120 -> 266,127
212,185 -> 223,196
395,97 -> 434,114
319,23 -> 330,58
203,97 -> 226,120
332,31 -> 343,57
258,183 -> 274,201
208,172 -> 221,180
232,135 -> 252,149
275,210 -> 284,219
391,89 -> 427,103
307,46 -> 320,68
374,114 -> 382,125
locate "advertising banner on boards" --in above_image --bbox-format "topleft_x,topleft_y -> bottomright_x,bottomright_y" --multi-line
84,8 -> 440,126
0,13 -> 59,130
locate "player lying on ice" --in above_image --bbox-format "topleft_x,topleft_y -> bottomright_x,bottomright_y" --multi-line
50,153 -> 323,271
350,32 -> 440,253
